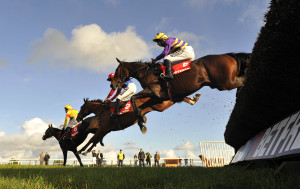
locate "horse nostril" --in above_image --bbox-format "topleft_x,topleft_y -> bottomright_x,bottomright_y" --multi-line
110,84 -> 113,88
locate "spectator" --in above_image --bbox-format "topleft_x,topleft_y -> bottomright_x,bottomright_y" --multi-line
96,150 -> 103,167
44,152 -> 50,165
146,152 -> 152,167
117,149 -> 125,167
154,151 -> 160,167
138,148 -> 145,167
39,152 -> 44,165
179,157 -> 182,167
134,154 -> 138,167
184,157 -> 188,166
92,150 -> 97,166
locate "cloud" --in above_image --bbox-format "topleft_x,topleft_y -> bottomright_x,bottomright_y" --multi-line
174,141 -> 195,150
0,58 -> 9,67
183,0 -> 235,9
27,24 -> 152,72
238,2 -> 268,27
167,31 -> 206,56
123,141 -> 139,150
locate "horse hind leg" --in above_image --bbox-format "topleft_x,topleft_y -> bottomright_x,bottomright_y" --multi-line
183,93 -> 201,105
229,76 -> 245,90
73,151 -> 84,167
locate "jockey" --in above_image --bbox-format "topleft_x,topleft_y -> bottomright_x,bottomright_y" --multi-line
105,73 -> 137,117
151,32 -> 195,79
63,104 -> 79,140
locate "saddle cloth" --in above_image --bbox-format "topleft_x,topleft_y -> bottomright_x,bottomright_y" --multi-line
110,100 -> 132,115
158,60 -> 191,75
71,123 -> 80,137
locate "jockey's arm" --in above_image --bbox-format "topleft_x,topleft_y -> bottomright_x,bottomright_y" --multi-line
155,43 -> 171,61
63,114 -> 70,129
109,89 -> 121,101
105,88 -> 115,100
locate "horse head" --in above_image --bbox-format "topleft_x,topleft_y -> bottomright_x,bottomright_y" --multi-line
42,124 -> 54,140
110,58 -> 130,90
77,98 -> 108,121
111,58 -> 152,90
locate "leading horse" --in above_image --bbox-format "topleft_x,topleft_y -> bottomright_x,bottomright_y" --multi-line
110,53 -> 251,125
75,94 -> 200,155
42,116 -> 100,166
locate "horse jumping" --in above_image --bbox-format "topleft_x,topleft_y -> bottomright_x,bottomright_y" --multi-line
42,116 -> 100,166
75,94 -> 200,155
110,53 -> 251,126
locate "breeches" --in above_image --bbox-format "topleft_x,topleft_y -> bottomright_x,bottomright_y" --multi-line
117,83 -> 137,101
164,46 -> 195,63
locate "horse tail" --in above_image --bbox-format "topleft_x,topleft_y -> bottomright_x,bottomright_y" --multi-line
226,53 -> 251,77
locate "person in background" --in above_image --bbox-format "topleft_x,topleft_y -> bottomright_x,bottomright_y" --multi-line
96,150 -> 103,167
92,150 -> 97,167
117,149 -> 125,167
44,152 -> 50,166
39,152 -> 44,165
146,152 -> 152,167
151,32 -> 195,79
138,148 -> 145,167
154,151 -> 160,167
134,154 -> 138,167
184,157 -> 188,167
63,104 -> 79,140
179,156 -> 182,167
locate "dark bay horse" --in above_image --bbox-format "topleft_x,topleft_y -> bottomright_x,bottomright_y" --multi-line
75,94 -> 200,155
110,53 -> 251,124
42,116 -> 100,166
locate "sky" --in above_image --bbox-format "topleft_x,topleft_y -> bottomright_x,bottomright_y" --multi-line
0,0 -> 269,162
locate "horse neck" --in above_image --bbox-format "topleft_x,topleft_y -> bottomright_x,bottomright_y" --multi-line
89,102 -> 107,115
124,62 -> 148,81
52,128 -> 62,141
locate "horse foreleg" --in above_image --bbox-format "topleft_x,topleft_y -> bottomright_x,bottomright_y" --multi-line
77,140 -> 93,155
73,151 -> 84,167
63,150 -> 67,166
132,88 -> 154,122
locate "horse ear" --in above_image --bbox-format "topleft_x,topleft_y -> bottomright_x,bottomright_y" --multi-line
116,58 -> 122,64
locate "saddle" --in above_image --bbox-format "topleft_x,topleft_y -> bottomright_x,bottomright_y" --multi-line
155,60 -> 191,77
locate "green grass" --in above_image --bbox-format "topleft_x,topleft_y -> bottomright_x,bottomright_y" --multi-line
0,165 -> 299,189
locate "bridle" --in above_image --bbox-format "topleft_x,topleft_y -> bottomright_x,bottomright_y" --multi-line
118,62 -> 150,83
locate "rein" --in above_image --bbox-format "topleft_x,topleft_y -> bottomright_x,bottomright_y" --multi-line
119,63 -> 150,82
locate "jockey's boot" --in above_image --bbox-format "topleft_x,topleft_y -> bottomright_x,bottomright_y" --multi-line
112,99 -> 120,117
64,127 -> 71,140
164,59 -> 173,79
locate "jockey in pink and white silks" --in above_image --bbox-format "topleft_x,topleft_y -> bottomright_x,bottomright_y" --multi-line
105,73 -> 137,117
151,33 -> 195,79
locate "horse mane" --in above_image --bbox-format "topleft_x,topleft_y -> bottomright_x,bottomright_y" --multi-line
83,98 -> 104,103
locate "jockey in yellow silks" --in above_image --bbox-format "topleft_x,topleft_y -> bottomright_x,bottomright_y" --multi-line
63,104 -> 79,140
151,33 -> 195,79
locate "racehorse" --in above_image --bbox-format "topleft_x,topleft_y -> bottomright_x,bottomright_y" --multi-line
42,116 -> 100,166
75,94 -> 200,155
110,53 -> 251,124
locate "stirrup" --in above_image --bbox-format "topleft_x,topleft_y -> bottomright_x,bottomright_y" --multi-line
160,73 -> 166,80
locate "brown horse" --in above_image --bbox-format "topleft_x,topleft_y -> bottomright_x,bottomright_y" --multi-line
110,53 -> 251,124
75,94 -> 200,155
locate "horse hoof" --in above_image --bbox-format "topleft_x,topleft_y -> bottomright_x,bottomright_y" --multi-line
142,116 -> 147,124
82,152 -> 87,156
100,141 -> 104,146
140,125 -> 147,134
